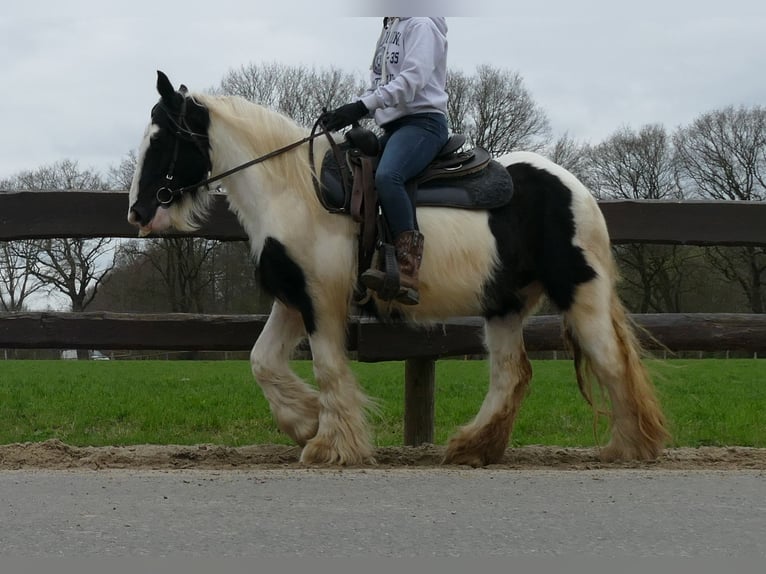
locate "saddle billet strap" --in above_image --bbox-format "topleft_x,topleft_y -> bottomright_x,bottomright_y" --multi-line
361,161 -> 378,264
348,152 -> 380,288
349,151 -> 370,223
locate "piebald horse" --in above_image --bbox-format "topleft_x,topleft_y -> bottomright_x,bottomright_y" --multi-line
128,71 -> 668,466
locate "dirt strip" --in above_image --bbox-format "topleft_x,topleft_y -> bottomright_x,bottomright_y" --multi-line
1,439 -> 765,471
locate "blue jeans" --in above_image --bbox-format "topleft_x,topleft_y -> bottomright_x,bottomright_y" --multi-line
376,113 -> 449,238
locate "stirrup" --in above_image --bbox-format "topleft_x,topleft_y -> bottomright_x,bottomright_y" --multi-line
361,270 -> 420,305
360,243 -> 400,301
394,286 -> 419,305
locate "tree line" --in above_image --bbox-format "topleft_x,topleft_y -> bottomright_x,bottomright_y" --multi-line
1,63 -> 764,317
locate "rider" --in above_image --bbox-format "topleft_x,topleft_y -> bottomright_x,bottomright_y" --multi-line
321,17 -> 449,305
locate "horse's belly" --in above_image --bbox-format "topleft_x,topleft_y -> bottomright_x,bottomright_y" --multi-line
403,282 -> 486,320
399,208 -> 496,320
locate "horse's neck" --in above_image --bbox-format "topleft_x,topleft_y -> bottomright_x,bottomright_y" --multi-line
206,110 -> 327,253
207,113 -> 286,174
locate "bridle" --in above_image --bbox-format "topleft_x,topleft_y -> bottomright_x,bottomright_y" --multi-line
153,97 -> 212,205
153,97 -> 333,207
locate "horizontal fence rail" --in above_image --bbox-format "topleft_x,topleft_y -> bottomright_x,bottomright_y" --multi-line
2,191 -> 766,245
3,312 -> 766,357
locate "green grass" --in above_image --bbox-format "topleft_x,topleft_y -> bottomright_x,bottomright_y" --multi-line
0,359 -> 764,448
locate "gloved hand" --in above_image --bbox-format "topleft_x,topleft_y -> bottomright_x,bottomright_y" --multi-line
320,101 -> 369,131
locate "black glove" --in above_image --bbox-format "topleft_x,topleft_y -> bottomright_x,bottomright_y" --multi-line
320,101 -> 368,131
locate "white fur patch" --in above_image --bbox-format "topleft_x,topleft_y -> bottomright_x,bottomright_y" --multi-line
395,207 -> 497,322
127,123 -> 158,220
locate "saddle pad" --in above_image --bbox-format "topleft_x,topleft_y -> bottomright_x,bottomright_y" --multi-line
318,151 -> 514,212
415,160 -> 513,209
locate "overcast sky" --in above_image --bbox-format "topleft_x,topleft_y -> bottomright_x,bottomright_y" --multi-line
2,0 -> 764,182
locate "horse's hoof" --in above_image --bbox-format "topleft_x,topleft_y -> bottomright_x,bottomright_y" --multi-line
442,450 -> 486,467
275,407 -> 319,447
444,424 -> 508,467
443,440 -> 502,467
300,436 -> 375,466
599,440 -> 662,462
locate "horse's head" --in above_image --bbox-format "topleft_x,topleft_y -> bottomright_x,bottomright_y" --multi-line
128,71 -> 212,236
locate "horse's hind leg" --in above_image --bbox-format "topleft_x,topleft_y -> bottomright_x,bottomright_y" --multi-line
444,289 -> 541,466
564,270 -> 668,461
250,301 -> 319,446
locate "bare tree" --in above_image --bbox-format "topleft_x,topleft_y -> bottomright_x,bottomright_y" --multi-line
133,238 -> 219,313
590,125 -> 683,201
94,239 -> 272,315
88,241 -> 157,312
674,106 -> 766,313
13,159 -> 105,191
445,69 -> 472,135
215,62 -> 366,127
108,150 -> 138,190
446,66 -> 552,154
589,124 -> 699,312
467,65 -> 550,154
546,132 -> 592,184
2,160 -> 116,317
674,106 -> 766,201
205,241 -> 271,314
32,237 -> 116,312
0,241 -> 43,311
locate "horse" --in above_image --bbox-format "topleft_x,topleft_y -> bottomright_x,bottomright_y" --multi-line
128,71 -> 668,466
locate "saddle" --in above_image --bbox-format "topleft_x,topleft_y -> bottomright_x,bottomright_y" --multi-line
314,125 -> 514,300
317,126 -> 514,214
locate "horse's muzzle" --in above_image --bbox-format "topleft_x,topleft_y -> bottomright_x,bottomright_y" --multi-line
128,203 -> 152,227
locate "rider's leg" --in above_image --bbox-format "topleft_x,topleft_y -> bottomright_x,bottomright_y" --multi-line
361,113 -> 448,304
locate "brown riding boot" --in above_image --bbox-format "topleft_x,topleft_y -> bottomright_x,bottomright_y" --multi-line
360,230 -> 424,305
393,230 -> 424,304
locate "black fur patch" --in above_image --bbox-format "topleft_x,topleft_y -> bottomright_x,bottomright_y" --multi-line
257,237 -> 316,334
481,161 -> 597,319
131,95 -> 211,226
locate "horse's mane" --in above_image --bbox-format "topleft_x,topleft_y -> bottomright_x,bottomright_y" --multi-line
195,94 -> 328,212
197,93 -> 308,151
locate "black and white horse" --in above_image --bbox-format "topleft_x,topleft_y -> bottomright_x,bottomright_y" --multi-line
128,71 -> 668,465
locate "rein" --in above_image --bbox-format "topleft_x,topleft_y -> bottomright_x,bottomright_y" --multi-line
155,104 -> 335,206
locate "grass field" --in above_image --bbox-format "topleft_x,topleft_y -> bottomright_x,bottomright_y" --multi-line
0,359 -> 764,448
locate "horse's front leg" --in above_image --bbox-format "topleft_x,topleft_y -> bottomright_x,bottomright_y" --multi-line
250,301 -> 319,446
300,296 -> 375,466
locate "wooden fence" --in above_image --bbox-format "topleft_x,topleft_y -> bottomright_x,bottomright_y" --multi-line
2,191 -> 766,444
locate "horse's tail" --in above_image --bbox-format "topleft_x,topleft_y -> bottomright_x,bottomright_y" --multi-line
563,289 -> 669,458
559,187 -> 669,461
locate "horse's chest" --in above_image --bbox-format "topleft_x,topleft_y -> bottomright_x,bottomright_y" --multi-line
256,237 -> 316,333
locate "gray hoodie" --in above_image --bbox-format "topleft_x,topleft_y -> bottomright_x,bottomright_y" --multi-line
360,17 -> 448,127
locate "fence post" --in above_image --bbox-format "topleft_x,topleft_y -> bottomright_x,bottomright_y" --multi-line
404,357 -> 436,445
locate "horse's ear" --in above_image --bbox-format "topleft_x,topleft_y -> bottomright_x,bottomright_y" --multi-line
156,70 -> 176,102
179,84 -> 189,95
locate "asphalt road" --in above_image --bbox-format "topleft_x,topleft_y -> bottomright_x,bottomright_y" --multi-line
0,468 -> 764,557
